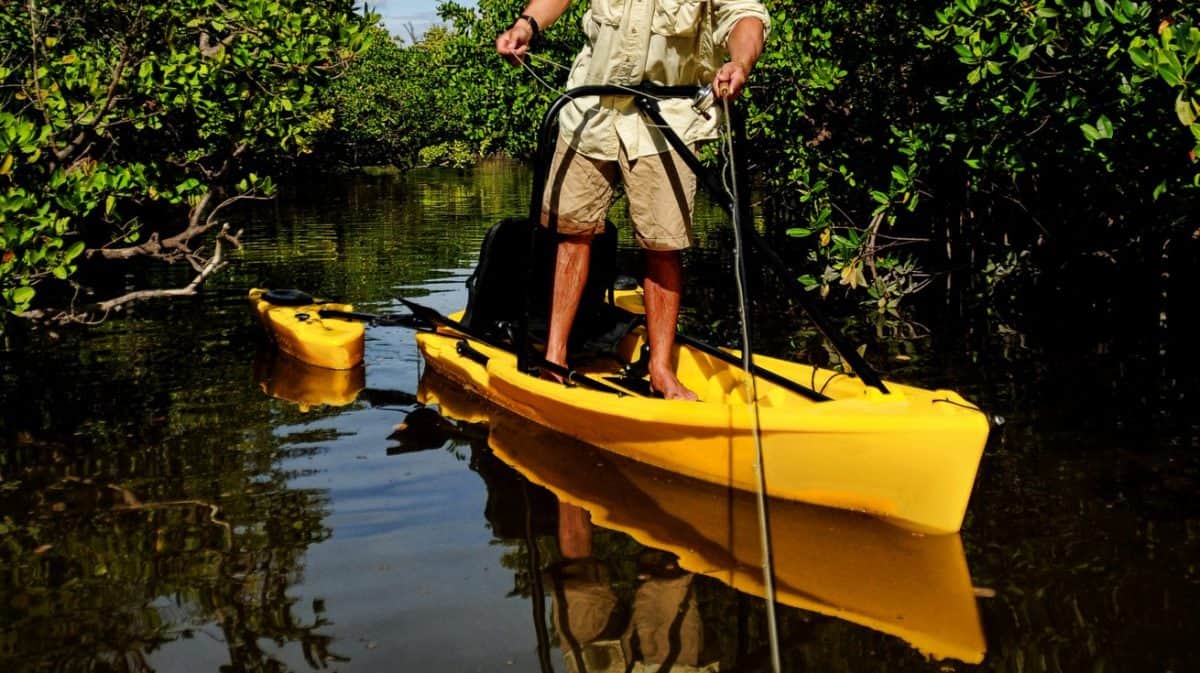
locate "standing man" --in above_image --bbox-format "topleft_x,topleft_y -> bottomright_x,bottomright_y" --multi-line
497,0 -> 769,400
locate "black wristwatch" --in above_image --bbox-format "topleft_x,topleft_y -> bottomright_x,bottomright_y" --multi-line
514,14 -> 539,39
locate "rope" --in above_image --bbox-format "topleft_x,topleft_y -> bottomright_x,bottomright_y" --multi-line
514,54 -> 682,133
720,93 -> 782,673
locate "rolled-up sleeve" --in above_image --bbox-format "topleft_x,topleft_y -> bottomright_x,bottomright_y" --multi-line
712,0 -> 771,46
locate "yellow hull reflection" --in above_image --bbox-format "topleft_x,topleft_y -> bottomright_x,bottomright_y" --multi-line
253,350 -> 365,411
418,371 -> 986,664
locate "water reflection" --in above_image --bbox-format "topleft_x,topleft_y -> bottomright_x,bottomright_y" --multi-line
549,500 -> 715,673
416,369 -> 986,667
254,350 -> 366,412
3,163 -> 1196,672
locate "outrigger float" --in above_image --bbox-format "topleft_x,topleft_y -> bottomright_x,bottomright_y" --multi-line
253,86 -> 991,534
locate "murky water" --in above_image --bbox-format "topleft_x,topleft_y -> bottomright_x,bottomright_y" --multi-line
1,162 -> 1197,672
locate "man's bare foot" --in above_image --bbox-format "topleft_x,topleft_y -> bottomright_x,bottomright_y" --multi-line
541,354 -> 568,384
649,365 -> 699,401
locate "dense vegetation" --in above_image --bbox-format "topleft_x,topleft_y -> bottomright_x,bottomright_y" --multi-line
0,0 -> 369,320
2,0 -> 1196,325
321,0 -> 1198,321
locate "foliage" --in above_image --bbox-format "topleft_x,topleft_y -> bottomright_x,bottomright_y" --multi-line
750,0 -> 1199,313
320,0 -> 586,168
377,0 -> 1198,317
419,140 -> 478,168
0,0 -> 369,319
435,0 -> 588,158
321,25 -> 472,167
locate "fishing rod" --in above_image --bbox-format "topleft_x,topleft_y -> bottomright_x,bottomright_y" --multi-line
717,87 -> 782,673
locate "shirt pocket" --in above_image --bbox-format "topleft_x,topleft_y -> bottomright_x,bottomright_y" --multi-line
651,0 -> 704,36
589,0 -> 627,26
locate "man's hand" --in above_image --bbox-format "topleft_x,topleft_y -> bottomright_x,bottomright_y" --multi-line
496,20 -> 535,66
714,17 -> 765,100
713,61 -> 750,100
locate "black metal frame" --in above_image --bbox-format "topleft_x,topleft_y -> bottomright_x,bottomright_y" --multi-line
517,85 -> 890,396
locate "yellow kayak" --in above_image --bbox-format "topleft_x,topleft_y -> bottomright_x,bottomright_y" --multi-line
414,288 -> 989,534
418,370 -> 986,663
249,288 -> 364,370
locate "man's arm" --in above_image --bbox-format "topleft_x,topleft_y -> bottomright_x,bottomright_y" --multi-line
713,17 -> 765,100
496,0 -> 574,65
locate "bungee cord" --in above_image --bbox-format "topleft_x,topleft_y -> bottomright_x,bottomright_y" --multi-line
515,53 -> 683,133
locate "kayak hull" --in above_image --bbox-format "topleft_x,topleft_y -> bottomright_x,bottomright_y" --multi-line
415,313 -> 989,534
249,288 -> 365,370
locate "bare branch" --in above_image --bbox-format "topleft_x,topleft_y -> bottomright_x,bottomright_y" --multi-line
26,224 -> 233,325
198,30 -> 243,58
18,224 -> 232,325
93,191 -> 216,260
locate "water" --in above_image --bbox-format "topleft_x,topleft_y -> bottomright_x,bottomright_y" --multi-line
1,161 -> 1197,672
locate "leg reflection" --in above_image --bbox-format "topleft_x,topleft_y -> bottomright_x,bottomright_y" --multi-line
547,502 -> 717,673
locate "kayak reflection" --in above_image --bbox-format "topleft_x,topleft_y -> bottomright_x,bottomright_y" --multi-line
416,370 -> 987,665
252,349 -> 365,411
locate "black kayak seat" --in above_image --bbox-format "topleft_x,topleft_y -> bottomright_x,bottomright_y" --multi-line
460,217 -> 640,357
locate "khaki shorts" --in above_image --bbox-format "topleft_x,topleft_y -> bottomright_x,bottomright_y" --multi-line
541,137 -> 696,251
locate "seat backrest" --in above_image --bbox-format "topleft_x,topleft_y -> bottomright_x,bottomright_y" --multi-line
461,217 -> 621,350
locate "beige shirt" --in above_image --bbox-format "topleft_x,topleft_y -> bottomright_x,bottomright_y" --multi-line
559,0 -> 770,160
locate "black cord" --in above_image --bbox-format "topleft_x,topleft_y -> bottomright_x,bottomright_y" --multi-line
931,397 -> 981,411
817,372 -> 846,395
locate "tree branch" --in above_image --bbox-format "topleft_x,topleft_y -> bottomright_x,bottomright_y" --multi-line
23,224 -> 234,325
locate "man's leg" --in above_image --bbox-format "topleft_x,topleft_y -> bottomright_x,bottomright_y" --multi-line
544,234 -> 594,370
623,146 -> 698,400
644,249 -> 698,401
541,137 -> 616,373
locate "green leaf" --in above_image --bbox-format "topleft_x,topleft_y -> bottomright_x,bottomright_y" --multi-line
1128,47 -> 1151,69
786,227 -> 814,238
1175,94 -> 1197,126
12,286 -> 34,307
63,240 -> 85,262
1157,63 -> 1184,87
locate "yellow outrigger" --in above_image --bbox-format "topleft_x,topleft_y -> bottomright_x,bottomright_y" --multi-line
249,288 -> 364,370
